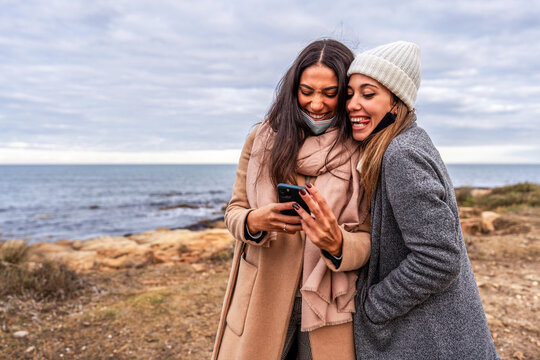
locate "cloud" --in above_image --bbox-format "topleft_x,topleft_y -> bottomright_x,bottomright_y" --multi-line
437,145 -> 539,164
0,0 -> 539,163
0,147 -> 241,164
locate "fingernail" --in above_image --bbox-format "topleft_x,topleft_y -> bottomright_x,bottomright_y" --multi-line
292,203 -> 300,210
305,183 -> 312,188
299,189 -> 306,195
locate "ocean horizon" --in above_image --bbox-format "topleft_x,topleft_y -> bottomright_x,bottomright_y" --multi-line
1,164 -> 539,244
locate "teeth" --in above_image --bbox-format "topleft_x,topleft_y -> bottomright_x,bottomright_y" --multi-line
353,123 -> 368,128
350,117 -> 369,124
310,113 -> 325,119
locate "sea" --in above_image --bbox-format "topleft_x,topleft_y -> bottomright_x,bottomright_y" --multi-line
1,164 -> 539,244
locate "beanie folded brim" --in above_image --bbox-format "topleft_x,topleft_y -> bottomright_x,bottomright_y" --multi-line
347,54 -> 417,111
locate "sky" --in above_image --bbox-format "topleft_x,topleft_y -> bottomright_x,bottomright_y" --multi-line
1,0 -> 539,164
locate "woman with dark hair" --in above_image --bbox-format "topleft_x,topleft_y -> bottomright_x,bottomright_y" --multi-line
212,39 -> 371,360
309,41 -> 498,359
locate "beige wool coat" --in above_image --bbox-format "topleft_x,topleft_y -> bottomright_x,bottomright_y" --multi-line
212,128 -> 371,360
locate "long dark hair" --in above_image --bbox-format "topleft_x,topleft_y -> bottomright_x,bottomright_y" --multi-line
265,39 -> 354,186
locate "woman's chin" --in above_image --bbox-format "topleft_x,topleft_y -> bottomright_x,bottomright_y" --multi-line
352,127 -> 372,141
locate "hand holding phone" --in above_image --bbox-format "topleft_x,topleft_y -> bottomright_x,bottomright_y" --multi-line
277,183 -> 311,216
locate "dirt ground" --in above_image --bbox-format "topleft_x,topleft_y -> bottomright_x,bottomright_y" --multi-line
1,208 -> 539,359
466,207 -> 540,359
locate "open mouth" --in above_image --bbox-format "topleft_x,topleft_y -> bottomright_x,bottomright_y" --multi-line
350,116 -> 370,129
308,112 -> 331,121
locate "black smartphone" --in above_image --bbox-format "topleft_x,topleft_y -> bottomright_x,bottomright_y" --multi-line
277,183 -> 311,216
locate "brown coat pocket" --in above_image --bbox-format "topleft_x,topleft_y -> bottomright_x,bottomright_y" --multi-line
226,254 -> 258,336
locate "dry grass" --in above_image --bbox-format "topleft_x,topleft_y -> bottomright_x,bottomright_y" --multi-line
0,239 -> 28,264
1,240 -> 86,301
0,260 -> 86,301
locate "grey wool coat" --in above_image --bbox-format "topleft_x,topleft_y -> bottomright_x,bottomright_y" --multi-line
354,122 -> 500,360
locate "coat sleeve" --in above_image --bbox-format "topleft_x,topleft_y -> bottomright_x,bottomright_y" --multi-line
224,126 -> 271,246
363,144 -> 461,324
322,224 -> 371,272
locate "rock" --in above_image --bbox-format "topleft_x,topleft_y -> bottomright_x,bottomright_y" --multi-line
481,211 -> 500,233
459,206 -> 479,219
28,242 -> 72,256
184,216 -> 225,230
27,228 -> 235,271
100,256 -> 139,269
492,217 -> 531,235
208,220 -> 226,229
159,203 -> 200,210
192,263 -> 206,272
13,330 -> 29,338
470,188 -> 491,197
460,218 -> 481,235
71,240 -> 84,250
25,346 -> 35,353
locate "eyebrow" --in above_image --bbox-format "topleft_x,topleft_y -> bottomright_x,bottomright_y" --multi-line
300,84 -> 338,91
359,83 -> 379,89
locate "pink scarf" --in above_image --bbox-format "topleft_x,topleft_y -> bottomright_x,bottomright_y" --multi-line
246,121 -> 367,331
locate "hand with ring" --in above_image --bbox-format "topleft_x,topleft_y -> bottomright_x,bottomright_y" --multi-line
246,202 -> 302,234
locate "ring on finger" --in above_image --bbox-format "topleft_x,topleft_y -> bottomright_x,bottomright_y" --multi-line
283,223 -> 287,232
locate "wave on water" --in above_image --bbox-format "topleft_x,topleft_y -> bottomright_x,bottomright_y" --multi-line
150,190 -> 226,197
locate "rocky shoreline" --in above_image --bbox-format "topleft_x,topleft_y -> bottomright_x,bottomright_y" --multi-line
24,221 -> 232,272
13,204 -> 524,273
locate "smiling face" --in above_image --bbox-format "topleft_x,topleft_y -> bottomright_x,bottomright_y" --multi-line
347,73 -> 395,141
297,64 -> 339,121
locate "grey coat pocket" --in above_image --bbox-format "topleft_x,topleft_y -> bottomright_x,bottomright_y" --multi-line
226,254 -> 258,336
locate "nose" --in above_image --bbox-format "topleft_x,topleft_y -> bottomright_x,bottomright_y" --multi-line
310,96 -> 324,112
347,95 -> 361,112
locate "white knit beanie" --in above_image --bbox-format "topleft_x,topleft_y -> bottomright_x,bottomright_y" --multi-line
347,41 -> 421,111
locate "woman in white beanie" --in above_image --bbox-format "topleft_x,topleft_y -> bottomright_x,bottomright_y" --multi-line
343,41 -> 500,359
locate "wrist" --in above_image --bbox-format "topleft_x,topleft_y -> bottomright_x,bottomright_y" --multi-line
328,246 -> 342,257
246,211 -> 260,234
328,232 -> 343,256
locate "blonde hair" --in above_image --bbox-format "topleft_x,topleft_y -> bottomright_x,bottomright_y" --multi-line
359,100 -> 415,205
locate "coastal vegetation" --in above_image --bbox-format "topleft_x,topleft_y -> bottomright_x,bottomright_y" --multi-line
456,182 -> 540,209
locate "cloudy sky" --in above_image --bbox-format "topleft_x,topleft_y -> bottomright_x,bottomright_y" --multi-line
1,0 -> 539,164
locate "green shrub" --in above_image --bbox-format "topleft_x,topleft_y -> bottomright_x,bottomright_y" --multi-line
456,182 -> 540,210
455,187 -> 475,207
